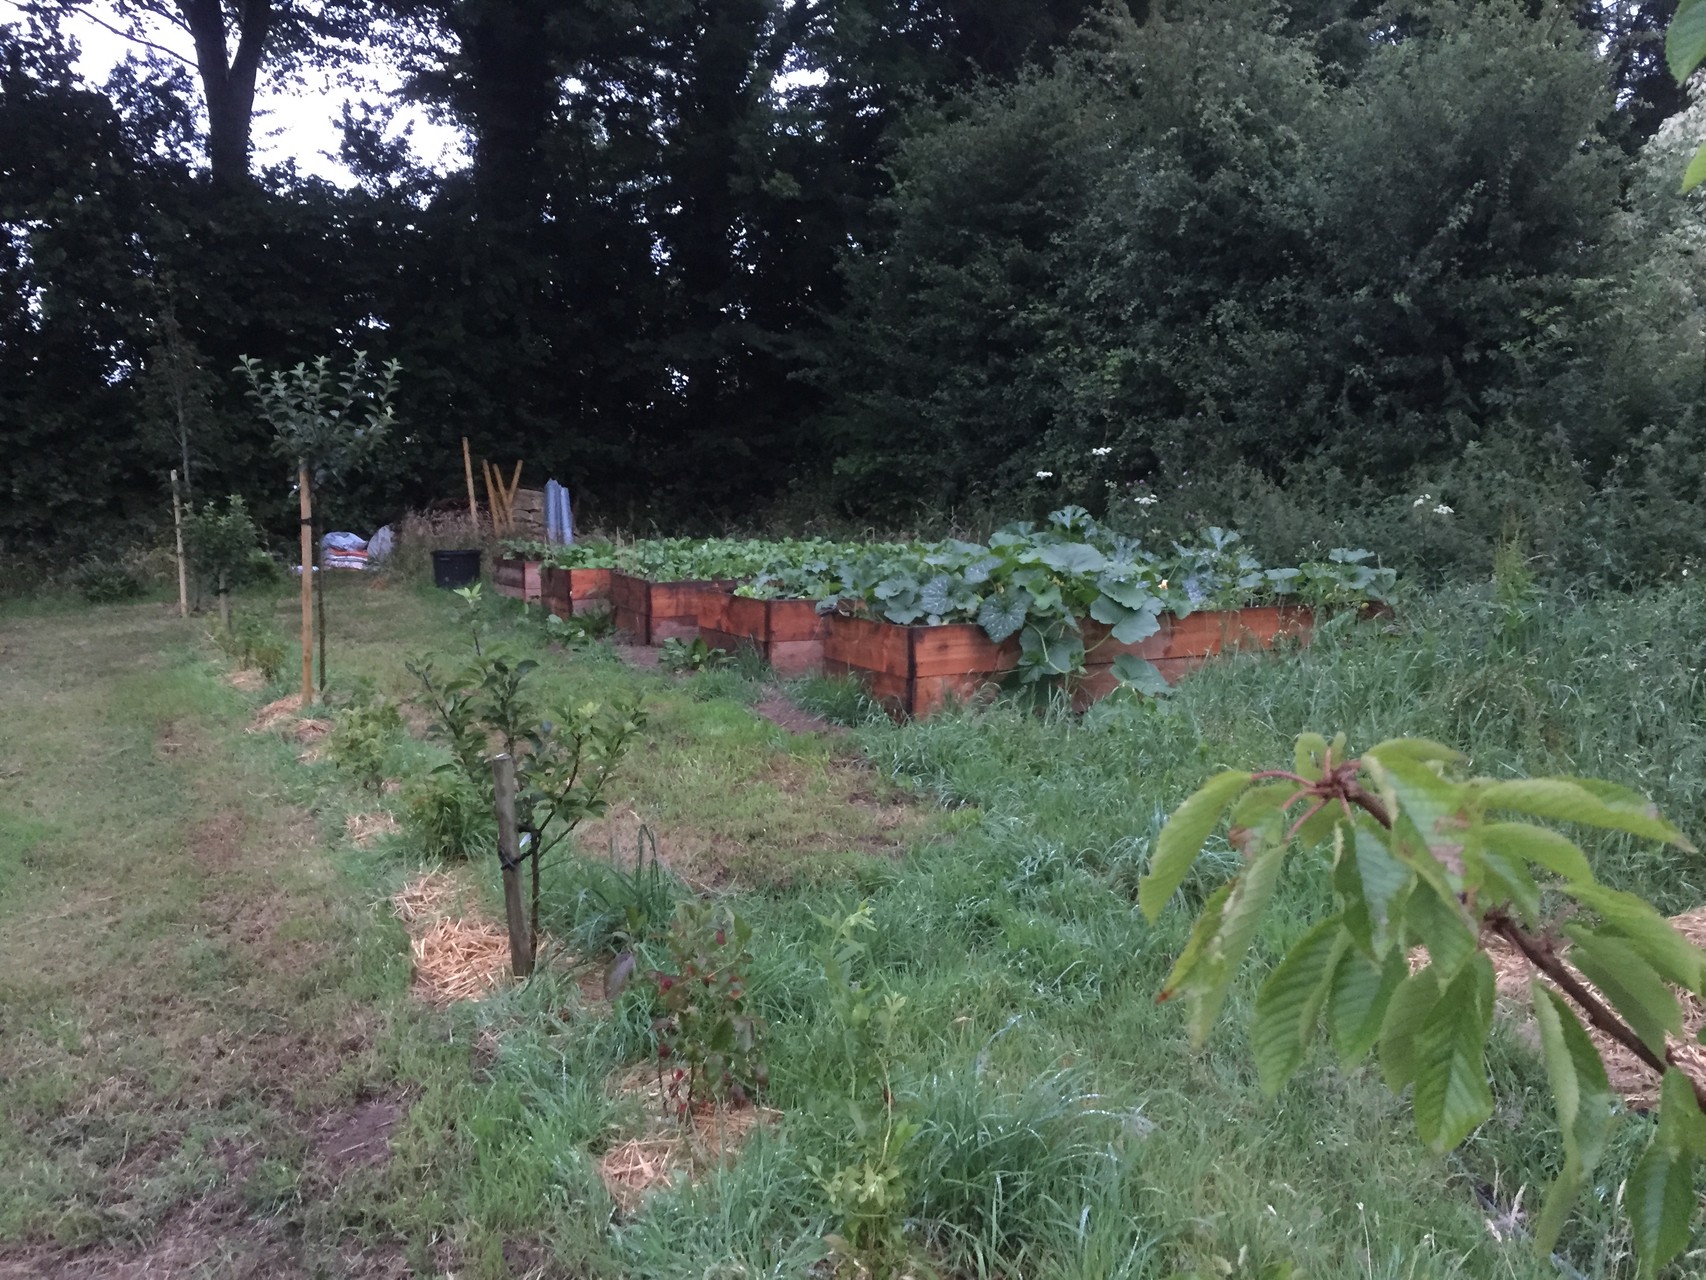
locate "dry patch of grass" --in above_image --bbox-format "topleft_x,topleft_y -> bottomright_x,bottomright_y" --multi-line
597,1066 -> 778,1214
345,811 -> 400,849
247,694 -> 331,744
392,871 -> 517,1005
223,667 -> 267,693
1481,907 -> 1706,1108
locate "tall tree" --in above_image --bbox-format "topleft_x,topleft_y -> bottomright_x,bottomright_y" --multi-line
38,0 -> 368,182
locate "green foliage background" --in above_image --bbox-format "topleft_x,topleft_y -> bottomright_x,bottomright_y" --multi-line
4,0 -> 1705,587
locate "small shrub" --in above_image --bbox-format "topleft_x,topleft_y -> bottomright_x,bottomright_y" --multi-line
324,691 -> 404,791
792,675 -> 883,727
542,608 -> 614,644
649,901 -> 767,1118
809,904 -> 919,1276
401,769 -> 495,860
659,636 -> 729,674
214,612 -> 289,682
576,825 -> 677,961
183,495 -> 268,602
70,556 -> 145,603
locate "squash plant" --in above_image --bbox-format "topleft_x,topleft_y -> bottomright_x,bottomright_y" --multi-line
1142,734 -> 1706,1275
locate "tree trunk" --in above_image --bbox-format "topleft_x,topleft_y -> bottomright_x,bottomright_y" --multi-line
298,464 -> 313,705
177,0 -> 272,186
218,569 -> 230,633
171,469 -> 188,619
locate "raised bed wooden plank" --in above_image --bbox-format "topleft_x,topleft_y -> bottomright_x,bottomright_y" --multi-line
494,555 -> 525,599
697,596 -> 828,675
542,566 -> 571,618
612,574 -> 733,645
767,599 -> 825,645
909,623 -> 1019,680
725,595 -> 770,644
1161,606 -> 1313,659
609,570 -> 649,641
1079,617 -> 1172,662
768,638 -> 824,678
570,567 -> 612,614
823,614 -> 911,679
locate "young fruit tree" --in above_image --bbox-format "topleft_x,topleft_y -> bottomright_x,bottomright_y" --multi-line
181,494 -> 264,632
1142,734 -> 1706,1276
237,353 -> 400,705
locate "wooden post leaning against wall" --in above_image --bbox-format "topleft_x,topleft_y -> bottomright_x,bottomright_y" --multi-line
490,753 -> 535,977
298,464 -> 314,706
170,469 -> 188,619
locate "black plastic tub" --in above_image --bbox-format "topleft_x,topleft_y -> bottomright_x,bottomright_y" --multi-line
431,549 -> 481,589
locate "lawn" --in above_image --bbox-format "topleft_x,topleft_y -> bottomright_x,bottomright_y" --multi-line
2,572 -> 1703,1277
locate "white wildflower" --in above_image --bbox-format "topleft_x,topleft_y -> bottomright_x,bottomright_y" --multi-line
1412,493 -> 1431,508
1036,470 -> 1053,479
1091,446 -> 1112,457
1433,503 -> 1453,516
1134,494 -> 1158,507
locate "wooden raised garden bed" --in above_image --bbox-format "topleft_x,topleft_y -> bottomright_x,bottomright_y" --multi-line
826,605 -> 1316,720
541,566 -> 612,618
611,572 -> 733,645
823,613 -> 1021,719
1076,605 -> 1314,705
1162,604 -> 1313,669
699,592 -> 829,677
494,555 -> 543,603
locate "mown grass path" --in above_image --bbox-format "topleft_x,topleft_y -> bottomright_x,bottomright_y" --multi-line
0,598 -> 409,1277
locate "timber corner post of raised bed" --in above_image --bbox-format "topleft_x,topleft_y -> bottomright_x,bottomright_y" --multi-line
823,612 -> 1020,720
542,566 -> 614,620
696,592 -> 829,676
612,573 -> 732,646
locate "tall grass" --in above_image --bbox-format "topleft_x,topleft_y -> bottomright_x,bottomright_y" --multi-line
206,575 -> 1706,1276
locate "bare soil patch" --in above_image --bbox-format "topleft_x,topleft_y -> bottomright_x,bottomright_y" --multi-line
246,698 -> 331,745
754,687 -> 841,736
189,809 -> 249,873
0,1210 -> 302,1280
614,643 -> 660,671
312,1095 -> 404,1178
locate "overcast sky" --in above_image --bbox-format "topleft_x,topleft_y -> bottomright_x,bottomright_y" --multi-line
1,0 -> 469,183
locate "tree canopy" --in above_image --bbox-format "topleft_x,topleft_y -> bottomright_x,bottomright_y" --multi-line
4,0 -> 1705,583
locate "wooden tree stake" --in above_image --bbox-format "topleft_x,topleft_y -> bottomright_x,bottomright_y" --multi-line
482,458 -> 502,535
316,514 -> 328,696
298,464 -> 314,706
491,753 -> 534,977
170,469 -> 187,619
461,437 -> 481,540
504,460 -> 522,532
